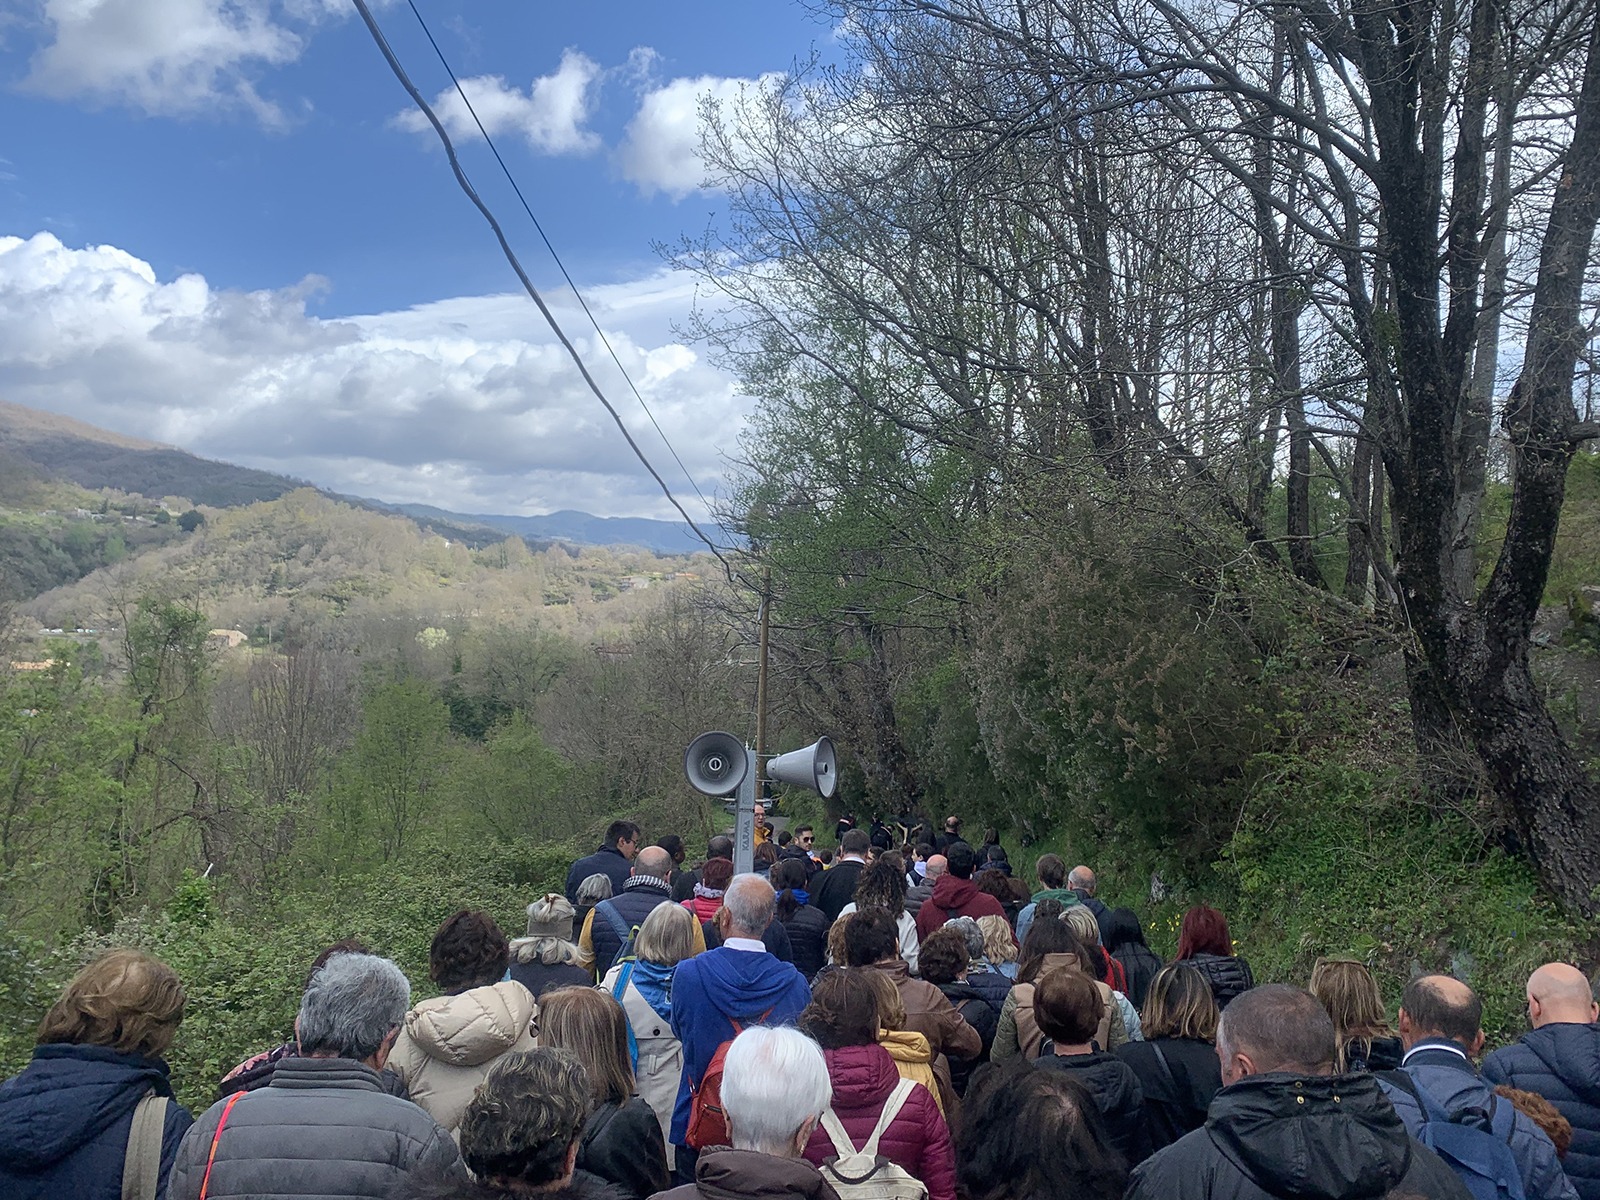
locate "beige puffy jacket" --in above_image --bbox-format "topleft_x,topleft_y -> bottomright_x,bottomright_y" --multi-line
387,980 -> 538,1136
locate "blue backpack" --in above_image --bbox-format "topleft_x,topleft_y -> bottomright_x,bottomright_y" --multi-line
1383,1070 -> 1525,1200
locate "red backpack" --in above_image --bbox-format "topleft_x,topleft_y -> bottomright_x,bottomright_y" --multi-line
685,1009 -> 772,1149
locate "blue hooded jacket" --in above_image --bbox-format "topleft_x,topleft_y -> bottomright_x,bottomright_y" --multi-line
667,946 -> 810,1145
0,1043 -> 194,1200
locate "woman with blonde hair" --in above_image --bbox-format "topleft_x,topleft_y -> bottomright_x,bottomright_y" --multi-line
0,948 -> 193,1200
536,987 -> 669,1200
1063,904 -> 1141,1040
1114,964 -> 1222,1152
1309,957 -> 1401,1072
509,894 -> 593,999
859,968 -> 956,1117
976,914 -> 1020,980
598,901 -> 695,1162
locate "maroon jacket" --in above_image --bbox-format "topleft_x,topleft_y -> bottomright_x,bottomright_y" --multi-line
803,1044 -> 956,1200
913,875 -> 1007,939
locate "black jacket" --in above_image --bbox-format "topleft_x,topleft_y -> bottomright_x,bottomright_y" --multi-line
1484,1022 -> 1600,1200
508,959 -> 596,1000
1126,1072 -> 1472,1200
567,845 -> 633,902
1118,1037 -> 1223,1153
1180,953 -> 1255,1010
937,979 -> 1004,1096
0,1043 -> 193,1200
779,903 -> 830,981
1037,1050 -> 1152,1165
577,1097 -> 670,1200
1114,943 -> 1165,1010
1344,1035 -> 1403,1074
814,860 -> 867,922
701,917 -> 794,963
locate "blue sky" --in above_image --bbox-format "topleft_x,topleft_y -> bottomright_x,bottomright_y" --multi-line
0,0 -> 836,520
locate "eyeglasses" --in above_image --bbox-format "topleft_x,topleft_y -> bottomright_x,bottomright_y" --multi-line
799,835 -> 814,844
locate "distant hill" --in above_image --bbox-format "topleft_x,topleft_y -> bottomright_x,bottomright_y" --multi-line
0,401 -> 729,557
381,503 -> 731,556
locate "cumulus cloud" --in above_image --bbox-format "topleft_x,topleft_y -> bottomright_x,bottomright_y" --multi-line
0,233 -> 742,519
21,0 -> 322,125
618,73 -> 784,199
394,49 -> 603,155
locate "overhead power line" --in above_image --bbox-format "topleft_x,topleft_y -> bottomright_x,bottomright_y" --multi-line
401,0 -> 715,517
349,0 -> 734,574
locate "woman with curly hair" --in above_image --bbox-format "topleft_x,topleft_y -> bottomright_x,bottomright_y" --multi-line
839,852 -> 920,972
388,910 -> 538,1135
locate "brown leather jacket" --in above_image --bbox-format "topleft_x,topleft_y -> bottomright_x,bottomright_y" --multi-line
871,960 -> 983,1063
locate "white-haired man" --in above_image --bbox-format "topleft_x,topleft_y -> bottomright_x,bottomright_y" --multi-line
668,875 -> 811,1181
653,1026 -> 839,1200
168,953 -> 461,1198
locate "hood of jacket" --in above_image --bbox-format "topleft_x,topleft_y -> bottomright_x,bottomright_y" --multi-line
403,980 -> 537,1068
822,1043 -> 898,1109
1206,1072 -> 1412,1200
0,1043 -> 174,1170
1039,1050 -> 1140,1113
691,1148 -> 839,1200
1030,886 -> 1080,905
1523,1021 -> 1600,1105
879,1029 -> 934,1065
688,944 -> 807,1020
928,874 -> 981,910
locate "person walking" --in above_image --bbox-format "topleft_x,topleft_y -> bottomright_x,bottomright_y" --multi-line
796,969 -> 956,1200
600,901 -> 697,1165
566,821 -> 641,902
581,846 -> 705,977
0,949 -> 194,1200
1484,963 -> 1600,1200
536,988 -> 669,1200
1102,908 -> 1164,1012
1308,958 -> 1402,1072
1126,985 -> 1470,1200
167,953 -> 461,1199
668,874 -> 811,1176
508,895 -> 594,1000
1032,967 -> 1151,1165
1380,974 -> 1577,1200
773,857 -> 829,981
912,843 -> 1006,940
387,910 -> 538,1136
815,829 -> 872,922
1116,964 -> 1223,1153
1173,904 -> 1254,1011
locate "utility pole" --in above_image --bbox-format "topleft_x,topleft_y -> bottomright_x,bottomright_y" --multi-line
754,566 -> 772,795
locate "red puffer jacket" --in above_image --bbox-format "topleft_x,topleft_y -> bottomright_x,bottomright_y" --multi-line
802,1043 -> 955,1200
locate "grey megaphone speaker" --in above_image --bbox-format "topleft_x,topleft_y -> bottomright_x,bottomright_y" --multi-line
767,736 -> 838,798
685,731 -> 750,797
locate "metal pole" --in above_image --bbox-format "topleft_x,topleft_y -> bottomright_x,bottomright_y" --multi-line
754,567 -> 772,794
733,754 -> 757,876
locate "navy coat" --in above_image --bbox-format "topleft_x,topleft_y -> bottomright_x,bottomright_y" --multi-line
0,1043 -> 193,1200
1485,1023 -> 1600,1200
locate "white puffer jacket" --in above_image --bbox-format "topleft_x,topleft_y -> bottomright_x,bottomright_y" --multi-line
387,980 -> 538,1136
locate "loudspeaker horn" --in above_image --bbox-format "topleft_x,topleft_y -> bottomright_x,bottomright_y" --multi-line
767,736 -> 838,799
685,731 -> 750,797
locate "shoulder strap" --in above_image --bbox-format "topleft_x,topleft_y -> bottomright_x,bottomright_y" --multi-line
612,960 -> 635,1000
198,1090 -> 246,1200
819,1107 -> 860,1157
1147,1041 -> 1181,1095
859,1078 -> 917,1158
121,1090 -> 166,1200
597,899 -> 631,947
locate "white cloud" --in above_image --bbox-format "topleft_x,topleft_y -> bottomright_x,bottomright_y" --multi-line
618,73 -> 783,200
21,0 -> 322,125
394,49 -> 603,155
0,232 -> 743,520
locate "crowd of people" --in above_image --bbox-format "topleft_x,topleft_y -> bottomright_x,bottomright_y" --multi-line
3,812 -> 1599,1200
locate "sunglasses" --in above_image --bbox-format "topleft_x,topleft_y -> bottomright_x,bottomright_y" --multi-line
799,835 -> 814,843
